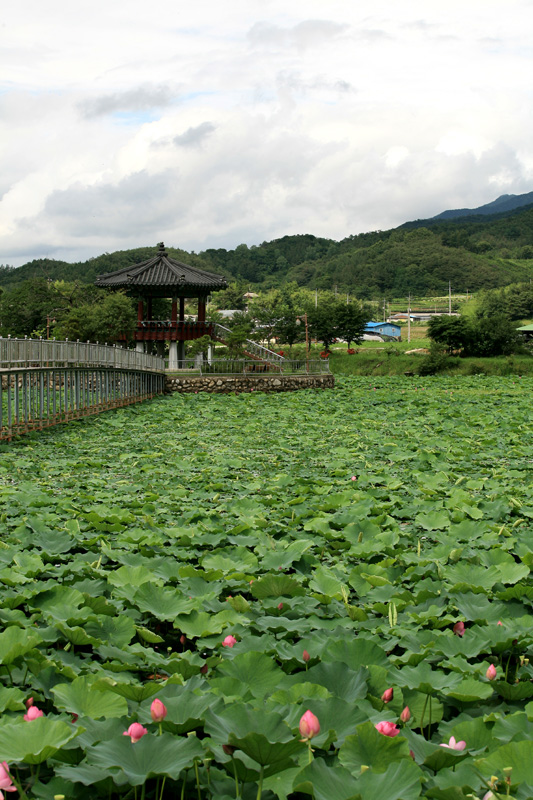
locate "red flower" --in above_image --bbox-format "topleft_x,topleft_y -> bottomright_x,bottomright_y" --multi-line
299,710 -> 320,740
375,721 -> 400,737
381,687 -> 393,704
123,723 -> 148,743
303,649 -> 310,663
150,698 -> 167,722
453,621 -> 465,637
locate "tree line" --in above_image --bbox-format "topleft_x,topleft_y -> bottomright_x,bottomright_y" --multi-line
0,278 -> 375,352
3,203 -> 533,299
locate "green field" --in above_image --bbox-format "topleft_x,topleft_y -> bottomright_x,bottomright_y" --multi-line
1,377 -> 533,799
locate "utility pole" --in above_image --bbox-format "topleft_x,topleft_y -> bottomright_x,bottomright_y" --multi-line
407,293 -> 411,343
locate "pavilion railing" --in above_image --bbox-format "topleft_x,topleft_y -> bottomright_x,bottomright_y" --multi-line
0,338 -> 165,441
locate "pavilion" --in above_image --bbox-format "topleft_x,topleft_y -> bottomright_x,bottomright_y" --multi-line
95,243 -> 227,369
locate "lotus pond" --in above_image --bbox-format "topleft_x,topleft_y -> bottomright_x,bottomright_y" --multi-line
1,375 -> 533,800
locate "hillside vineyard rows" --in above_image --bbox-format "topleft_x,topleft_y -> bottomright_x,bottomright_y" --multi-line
1,376 -> 533,799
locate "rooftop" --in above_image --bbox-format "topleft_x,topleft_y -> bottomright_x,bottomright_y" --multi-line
95,243 -> 227,295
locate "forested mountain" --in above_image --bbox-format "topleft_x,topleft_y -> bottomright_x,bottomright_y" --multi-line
430,191 -> 533,220
2,199 -> 533,298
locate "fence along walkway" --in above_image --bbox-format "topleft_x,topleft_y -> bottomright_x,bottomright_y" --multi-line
0,338 -> 165,441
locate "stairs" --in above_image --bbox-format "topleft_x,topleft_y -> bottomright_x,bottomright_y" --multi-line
211,323 -> 285,369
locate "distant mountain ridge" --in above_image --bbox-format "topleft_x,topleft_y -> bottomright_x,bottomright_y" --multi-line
3,192 -> 533,297
431,191 -> 533,221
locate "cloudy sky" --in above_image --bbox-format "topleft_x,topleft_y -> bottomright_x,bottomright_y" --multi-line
2,0 -> 533,267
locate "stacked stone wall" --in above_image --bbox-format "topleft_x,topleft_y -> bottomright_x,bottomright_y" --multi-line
165,374 -> 334,394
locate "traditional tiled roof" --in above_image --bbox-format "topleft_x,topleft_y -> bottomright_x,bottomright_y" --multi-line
95,243 -> 227,292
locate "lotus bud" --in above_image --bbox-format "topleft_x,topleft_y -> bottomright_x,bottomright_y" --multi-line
486,664 -> 497,681
299,710 -> 320,741
400,706 -> 411,723
25,697 -> 34,708
453,621 -> 465,637
123,722 -> 148,743
150,698 -> 167,722
303,650 -> 310,663
222,635 -> 237,648
381,687 -> 393,704
200,663 -> 208,674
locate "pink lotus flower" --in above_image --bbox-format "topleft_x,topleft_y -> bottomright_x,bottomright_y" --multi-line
375,721 -> 400,737
278,603 -> 283,610
440,736 -> 466,751
486,664 -> 497,681
497,620 -> 502,626
381,687 -> 393,704
0,763 -> 16,795
303,650 -> 310,663
123,723 -> 148,743
299,710 -> 320,740
453,621 -> 465,637
222,635 -> 237,648
400,706 -> 411,723
351,476 -> 357,481
150,698 -> 167,722
23,706 -> 44,721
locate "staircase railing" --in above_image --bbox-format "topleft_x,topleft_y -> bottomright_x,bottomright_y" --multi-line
212,324 -> 285,366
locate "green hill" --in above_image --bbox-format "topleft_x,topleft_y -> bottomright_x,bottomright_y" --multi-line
3,204 -> 533,297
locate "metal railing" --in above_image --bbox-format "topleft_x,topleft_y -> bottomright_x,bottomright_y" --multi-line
0,338 -> 164,373
212,324 -> 285,366
0,338 -> 165,441
199,359 -> 329,375
163,357 -> 329,375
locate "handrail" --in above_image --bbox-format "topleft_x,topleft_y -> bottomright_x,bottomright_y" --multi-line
199,359 -> 329,375
0,338 -> 165,373
212,324 -> 285,366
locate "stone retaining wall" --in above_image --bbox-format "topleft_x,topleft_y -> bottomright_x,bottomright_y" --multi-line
165,373 -> 334,394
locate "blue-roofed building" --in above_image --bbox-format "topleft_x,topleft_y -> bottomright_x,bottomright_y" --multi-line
363,321 -> 402,341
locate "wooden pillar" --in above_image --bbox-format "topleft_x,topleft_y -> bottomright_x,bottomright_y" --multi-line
171,297 -> 177,324
137,300 -> 144,323
198,296 -> 206,323
179,298 -> 185,322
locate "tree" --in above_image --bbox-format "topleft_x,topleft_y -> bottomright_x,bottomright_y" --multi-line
428,312 -> 521,357
427,316 -> 471,354
465,314 -> 520,357
336,303 -> 372,348
54,292 -> 136,344
308,300 -> 340,350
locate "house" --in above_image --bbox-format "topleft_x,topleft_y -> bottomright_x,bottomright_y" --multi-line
363,321 -> 401,341
516,323 -> 533,340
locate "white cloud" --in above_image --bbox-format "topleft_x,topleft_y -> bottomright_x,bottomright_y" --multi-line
1,0 -> 533,266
